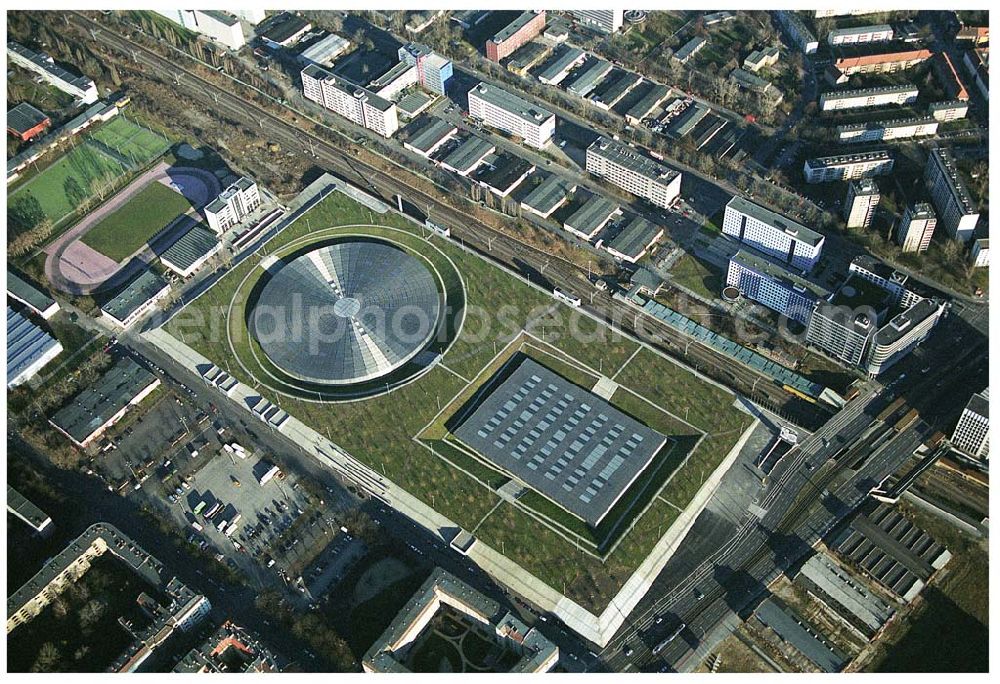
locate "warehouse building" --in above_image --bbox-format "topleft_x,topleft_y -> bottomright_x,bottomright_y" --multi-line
537,46 -> 587,85
827,24 -> 893,45
952,388 -> 989,461
48,357 -> 161,447
160,225 -> 222,278
592,71 -> 642,110
259,12 -> 312,48
519,174 -> 577,218
475,154 -> 535,197
565,58 -> 614,98
7,41 -> 98,104
439,136 -> 495,176
7,102 -> 50,141
797,553 -> 894,637
804,150 -> 894,183
402,117 -> 458,158
843,179 -> 880,229
722,196 -> 825,271
297,33 -> 352,67
925,148 -> 979,241
100,269 -> 171,328
7,270 -> 59,319
586,136 -> 682,209
468,82 -> 555,149
205,177 -> 261,235
301,64 -> 399,138
624,84 -> 670,125
486,11 -> 546,62
601,216 -> 663,263
726,250 -> 829,325
570,10 -> 625,33
819,85 -> 919,111
7,306 -> 63,388
896,203 -> 937,253
837,116 -> 938,143
564,195 -> 621,240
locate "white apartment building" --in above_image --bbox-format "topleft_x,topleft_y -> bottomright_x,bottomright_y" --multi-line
865,298 -> 946,376
925,148 -> 979,241
844,179 -> 880,229
951,389 -> 989,461
804,151 -> 894,183
722,196 -> 825,271
302,64 -> 399,138
570,10 -> 624,33
7,41 -> 98,104
827,24 -> 894,45
205,177 -> 261,235
837,116 -> 939,143
820,85 -> 919,111
155,10 -> 246,50
775,11 -> 819,54
896,203 -> 937,253
928,100 -> 969,121
970,238 -> 989,268
467,82 -> 555,149
586,137 -> 682,209
726,251 -> 829,325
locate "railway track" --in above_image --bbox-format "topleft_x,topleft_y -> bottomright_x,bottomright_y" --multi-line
70,11 -> 824,421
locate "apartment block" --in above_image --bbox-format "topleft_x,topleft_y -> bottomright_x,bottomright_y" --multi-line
586,137 -> 682,209
486,11 -> 546,62
834,49 -> 932,75
301,64 -> 399,138
726,250 -> 829,325
865,298 -> 946,376
952,389 -> 989,461
896,203 -> 937,253
925,148 -> 979,241
804,150 -> 893,183
468,82 -> 555,149
743,46 -> 780,73
837,116 -> 938,143
820,85 -> 919,111
927,100 -> 969,121
398,43 -> 453,95
570,10 -> 624,33
7,41 -> 98,104
827,24 -> 894,45
844,179 -> 880,229
970,238 -> 989,268
722,196 -> 825,271
775,11 -> 819,54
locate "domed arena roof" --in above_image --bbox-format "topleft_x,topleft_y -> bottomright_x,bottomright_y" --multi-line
250,240 -> 442,385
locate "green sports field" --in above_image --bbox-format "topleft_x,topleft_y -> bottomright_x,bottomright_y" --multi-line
81,181 -> 193,262
8,143 -> 126,227
87,116 -> 171,166
165,189 -> 753,613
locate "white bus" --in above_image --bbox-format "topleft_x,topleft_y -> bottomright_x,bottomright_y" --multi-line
553,288 -> 582,307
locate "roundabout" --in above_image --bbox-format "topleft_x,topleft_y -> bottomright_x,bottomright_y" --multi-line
228,225 -> 466,402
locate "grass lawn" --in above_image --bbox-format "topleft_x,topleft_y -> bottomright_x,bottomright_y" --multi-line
81,181 -> 193,261
8,142 -> 126,226
165,189 -> 753,613
670,252 -> 723,301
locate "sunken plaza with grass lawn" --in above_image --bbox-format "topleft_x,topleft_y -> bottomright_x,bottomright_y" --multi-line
158,180 -> 756,644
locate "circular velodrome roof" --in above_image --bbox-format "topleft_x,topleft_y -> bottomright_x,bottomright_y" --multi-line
250,241 -> 442,385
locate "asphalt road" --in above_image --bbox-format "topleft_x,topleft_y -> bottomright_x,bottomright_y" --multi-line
71,12 -> 832,430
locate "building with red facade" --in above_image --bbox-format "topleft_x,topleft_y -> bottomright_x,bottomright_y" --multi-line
485,11 -> 546,62
7,103 -> 50,141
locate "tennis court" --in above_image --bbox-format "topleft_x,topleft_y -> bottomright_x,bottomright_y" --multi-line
87,116 -> 171,166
